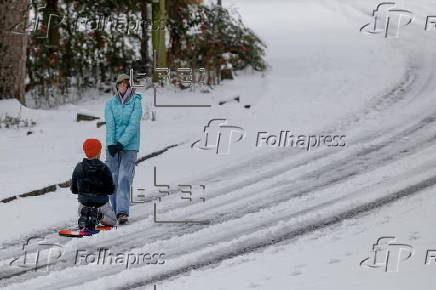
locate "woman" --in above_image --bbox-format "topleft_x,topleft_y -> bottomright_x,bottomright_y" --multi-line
105,74 -> 142,224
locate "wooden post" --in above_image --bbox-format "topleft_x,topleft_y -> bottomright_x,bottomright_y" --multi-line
152,0 -> 168,83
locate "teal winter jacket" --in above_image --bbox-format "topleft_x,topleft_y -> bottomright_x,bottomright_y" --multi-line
104,93 -> 142,151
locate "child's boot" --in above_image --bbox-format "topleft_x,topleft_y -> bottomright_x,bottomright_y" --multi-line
78,206 -> 99,230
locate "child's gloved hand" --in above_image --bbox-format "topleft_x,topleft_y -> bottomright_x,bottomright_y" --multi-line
107,142 -> 124,156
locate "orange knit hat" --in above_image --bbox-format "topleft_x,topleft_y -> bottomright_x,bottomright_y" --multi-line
83,139 -> 102,158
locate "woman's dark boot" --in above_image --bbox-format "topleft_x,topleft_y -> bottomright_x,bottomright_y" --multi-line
117,213 -> 129,225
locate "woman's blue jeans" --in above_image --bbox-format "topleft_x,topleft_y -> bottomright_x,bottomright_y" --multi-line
106,150 -> 137,216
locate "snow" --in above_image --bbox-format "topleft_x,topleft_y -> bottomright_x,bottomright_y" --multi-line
161,185 -> 436,290
2,0 -> 436,289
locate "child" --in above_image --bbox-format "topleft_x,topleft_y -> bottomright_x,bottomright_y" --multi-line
70,139 -> 117,229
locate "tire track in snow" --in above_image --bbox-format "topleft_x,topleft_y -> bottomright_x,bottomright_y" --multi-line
123,174 -> 436,290
0,95 -> 427,272
0,62 -> 428,287
2,101 -> 436,288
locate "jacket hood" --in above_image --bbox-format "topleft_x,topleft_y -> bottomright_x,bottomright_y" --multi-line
82,158 -> 105,174
113,89 -> 142,104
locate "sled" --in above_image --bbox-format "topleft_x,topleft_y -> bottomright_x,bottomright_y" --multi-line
58,225 -> 116,237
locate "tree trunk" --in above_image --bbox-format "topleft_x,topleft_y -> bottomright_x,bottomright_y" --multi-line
152,0 -> 168,82
0,0 -> 28,104
140,1 -> 153,77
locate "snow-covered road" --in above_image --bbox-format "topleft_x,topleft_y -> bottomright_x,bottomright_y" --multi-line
2,0 -> 436,289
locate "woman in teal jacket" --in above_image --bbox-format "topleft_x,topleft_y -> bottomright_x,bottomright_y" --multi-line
105,74 -> 142,224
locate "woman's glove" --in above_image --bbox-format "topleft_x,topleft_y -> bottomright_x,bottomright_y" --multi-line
108,142 -> 124,156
